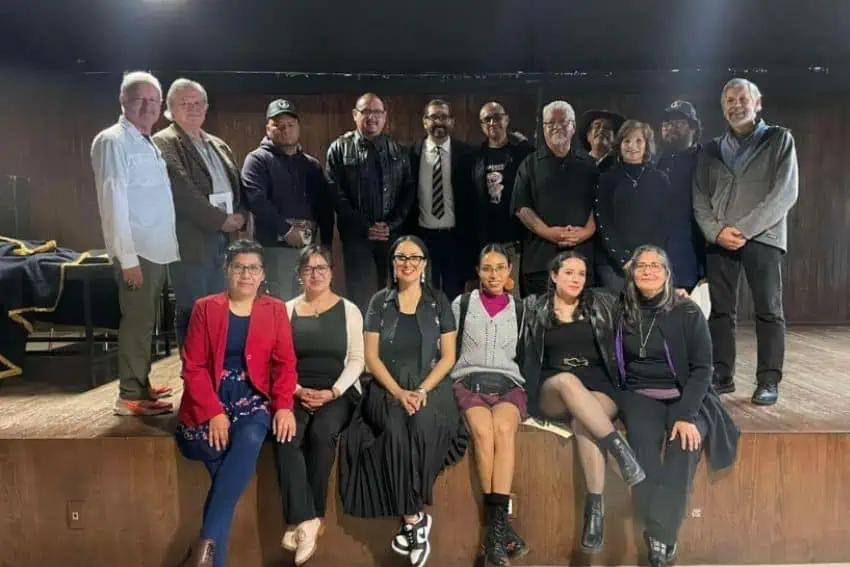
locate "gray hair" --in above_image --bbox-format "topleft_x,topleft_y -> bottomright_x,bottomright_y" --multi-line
542,100 -> 576,122
621,244 -> 676,330
164,78 -> 208,121
721,78 -> 762,102
119,71 -> 162,99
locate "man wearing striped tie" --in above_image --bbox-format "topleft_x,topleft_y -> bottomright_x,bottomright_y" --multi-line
408,99 -> 474,300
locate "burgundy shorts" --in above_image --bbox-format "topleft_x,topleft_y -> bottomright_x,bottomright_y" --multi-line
452,380 -> 529,420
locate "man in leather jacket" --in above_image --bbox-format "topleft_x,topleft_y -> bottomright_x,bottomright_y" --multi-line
326,93 -> 415,313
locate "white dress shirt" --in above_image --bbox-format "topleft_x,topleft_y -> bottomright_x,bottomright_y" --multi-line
192,134 -> 234,195
91,116 -> 180,268
417,137 -> 455,229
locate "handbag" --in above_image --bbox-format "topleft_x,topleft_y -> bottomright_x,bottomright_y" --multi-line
460,372 -> 517,396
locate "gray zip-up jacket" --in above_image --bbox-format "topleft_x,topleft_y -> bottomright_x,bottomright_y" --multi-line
692,123 -> 799,252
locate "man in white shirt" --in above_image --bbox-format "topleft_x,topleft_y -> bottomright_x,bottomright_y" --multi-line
407,99 -> 474,299
91,71 -> 179,416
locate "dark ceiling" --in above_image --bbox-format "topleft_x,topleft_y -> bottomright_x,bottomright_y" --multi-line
2,0 -> 849,76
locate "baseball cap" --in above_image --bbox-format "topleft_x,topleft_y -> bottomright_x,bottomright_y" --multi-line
663,100 -> 698,123
266,99 -> 298,120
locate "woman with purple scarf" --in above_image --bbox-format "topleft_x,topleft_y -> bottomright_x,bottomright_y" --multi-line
611,244 -> 739,567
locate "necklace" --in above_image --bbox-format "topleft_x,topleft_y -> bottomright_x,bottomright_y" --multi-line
637,311 -> 657,358
304,295 -> 333,318
623,165 -> 646,188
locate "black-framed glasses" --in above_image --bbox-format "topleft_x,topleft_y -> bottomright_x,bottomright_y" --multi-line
425,113 -> 452,122
229,264 -> 263,276
301,265 -> 330,276
393,254 -> 425,266
480,114 -> 505,124
355,108 -> 386,118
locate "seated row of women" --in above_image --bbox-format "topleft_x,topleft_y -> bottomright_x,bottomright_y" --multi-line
175,237 -> 740,567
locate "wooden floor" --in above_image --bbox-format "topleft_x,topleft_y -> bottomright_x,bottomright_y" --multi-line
1,327 -> 849,439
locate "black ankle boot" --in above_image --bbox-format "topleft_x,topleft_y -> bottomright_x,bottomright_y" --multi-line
607,432 -> 646,487
646,534 -> 671,567
580,496 -> 604,553
502,515 -> 528,560
483,506 -> 509,567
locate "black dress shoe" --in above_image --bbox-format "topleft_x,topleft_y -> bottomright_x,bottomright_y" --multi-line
752,384 -> 779,405
579,497 -> 604,553
713,376 -> 736,394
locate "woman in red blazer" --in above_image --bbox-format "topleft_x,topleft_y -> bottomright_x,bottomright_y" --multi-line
176,239 -> 297,567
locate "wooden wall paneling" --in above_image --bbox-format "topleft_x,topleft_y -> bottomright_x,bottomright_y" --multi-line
1,431 -> 850,566
1,72 -> 850,322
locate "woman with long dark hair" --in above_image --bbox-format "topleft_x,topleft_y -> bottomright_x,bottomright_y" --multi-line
176,239 -> 297,567
338,235 -> 467,567
452,244 -> 528,567
275,245 -> 364,565
519,250 -> 645,555
613,245 -> 739,567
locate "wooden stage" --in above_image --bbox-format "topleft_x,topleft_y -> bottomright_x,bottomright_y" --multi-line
1,327 -> 849,567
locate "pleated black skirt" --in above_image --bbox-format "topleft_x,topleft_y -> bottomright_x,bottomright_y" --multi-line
338,380 -> 468,518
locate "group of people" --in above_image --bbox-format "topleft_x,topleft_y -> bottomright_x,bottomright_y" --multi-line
88,69 -> 800,567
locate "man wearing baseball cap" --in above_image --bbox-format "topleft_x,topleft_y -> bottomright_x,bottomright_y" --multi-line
241,98 -> 334,300
657,100 -> 706,297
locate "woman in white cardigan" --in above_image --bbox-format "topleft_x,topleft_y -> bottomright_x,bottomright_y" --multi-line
274,245 -> 364,566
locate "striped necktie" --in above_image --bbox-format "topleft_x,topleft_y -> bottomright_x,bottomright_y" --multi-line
431,145 -> 444,218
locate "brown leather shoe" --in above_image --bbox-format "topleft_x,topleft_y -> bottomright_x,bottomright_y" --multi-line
182,538 -> 215,567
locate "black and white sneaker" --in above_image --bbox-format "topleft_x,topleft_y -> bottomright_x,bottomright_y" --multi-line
391,512 -> 432,557
407,512 -> 432,566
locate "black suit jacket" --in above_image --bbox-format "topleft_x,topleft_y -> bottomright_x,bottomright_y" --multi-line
407,138 -> 476,275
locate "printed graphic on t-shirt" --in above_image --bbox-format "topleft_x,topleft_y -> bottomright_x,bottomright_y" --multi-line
486,163 -> 506,203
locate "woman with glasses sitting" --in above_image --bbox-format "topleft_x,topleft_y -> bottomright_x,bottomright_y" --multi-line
176,239 -> 297,567
612,245 -> 739,567
274,245 -> 364,566
339,235 -> 467,567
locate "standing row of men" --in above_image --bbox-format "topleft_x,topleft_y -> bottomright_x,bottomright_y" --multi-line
91,71 -> 797,417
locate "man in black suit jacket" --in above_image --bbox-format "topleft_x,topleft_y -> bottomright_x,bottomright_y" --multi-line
407,99 -> 475,300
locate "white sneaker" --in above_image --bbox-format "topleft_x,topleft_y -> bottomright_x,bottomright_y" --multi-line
408,513 -> 432,566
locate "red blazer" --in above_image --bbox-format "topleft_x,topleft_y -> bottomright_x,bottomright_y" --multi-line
177,293 -> 297,427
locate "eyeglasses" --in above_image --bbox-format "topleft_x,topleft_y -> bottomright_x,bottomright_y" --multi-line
480,114 -> 505,124
634,262 -> 666,272
543,119 -> 574,130
356,108 -> 386,118
301,265 -> 330,276
393,254 -> 425,266
425,113 -> 451,122
229,263 -> 263,276
480,265 -> 509,275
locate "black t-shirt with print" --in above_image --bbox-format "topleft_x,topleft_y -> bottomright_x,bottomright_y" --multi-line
483,146 -> 521,243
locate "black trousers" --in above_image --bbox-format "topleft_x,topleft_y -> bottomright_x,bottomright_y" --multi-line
274,396 -> 354,524
341,237 -> 392,314
617,391 -> 705,545
420,227 -> 465,301
706,241 -> 785,385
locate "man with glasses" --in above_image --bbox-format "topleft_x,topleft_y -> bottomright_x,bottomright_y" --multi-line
326,93 -> 415,312
466,102 -> 534,294
153,78 -> 248,346
242,98 -> 334,301
511,100 -> 599,296
91,71 -> 179,416
408,98 -> 474,299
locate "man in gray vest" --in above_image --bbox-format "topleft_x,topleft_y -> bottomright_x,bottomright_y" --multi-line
693,78 -> 799,406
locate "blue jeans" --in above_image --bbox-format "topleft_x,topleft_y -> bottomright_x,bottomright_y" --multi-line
200,421 -> 268,567
169,235 -> 227,346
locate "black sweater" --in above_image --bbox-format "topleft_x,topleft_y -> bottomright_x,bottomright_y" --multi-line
595,163 -> 672,267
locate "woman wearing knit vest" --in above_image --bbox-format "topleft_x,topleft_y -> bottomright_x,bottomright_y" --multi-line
451,244 -> 529,567
518,250 -> 645,555
595,120 -> 673,293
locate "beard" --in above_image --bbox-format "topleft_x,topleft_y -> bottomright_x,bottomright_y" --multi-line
429,125 -> 449,139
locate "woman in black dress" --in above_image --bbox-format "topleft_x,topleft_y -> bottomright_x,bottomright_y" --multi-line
275,245 -> 364,565
338,235 -> 466,567
519,250 -> 644,555
612,245 -> 739,567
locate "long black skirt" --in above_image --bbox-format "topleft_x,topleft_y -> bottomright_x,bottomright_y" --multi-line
338,380 -> 468,518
